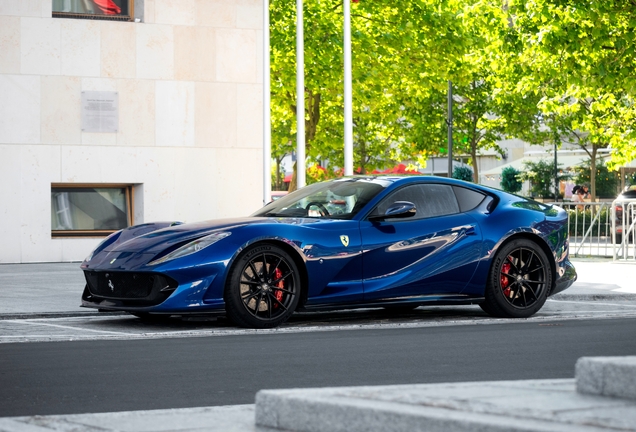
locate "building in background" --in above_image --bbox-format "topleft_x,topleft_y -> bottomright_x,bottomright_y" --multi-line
0,0 -> 264,263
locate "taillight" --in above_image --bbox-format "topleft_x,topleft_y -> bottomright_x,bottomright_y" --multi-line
615,206 -> 623,217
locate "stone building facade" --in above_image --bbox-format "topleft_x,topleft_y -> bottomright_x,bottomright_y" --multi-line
0,0 -> 264,263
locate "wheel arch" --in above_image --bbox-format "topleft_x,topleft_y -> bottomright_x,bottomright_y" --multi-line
224,238 -> 310,308
491,232 -> 557,295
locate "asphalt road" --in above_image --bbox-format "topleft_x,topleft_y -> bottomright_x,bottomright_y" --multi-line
1,317 -> 636,417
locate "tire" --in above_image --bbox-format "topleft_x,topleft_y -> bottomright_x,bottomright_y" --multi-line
480,238 -> 552,318
224,243 -> 301,329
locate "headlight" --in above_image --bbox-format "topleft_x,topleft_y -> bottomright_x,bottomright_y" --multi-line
148,232 -> 231,266
85,230 -> 122,262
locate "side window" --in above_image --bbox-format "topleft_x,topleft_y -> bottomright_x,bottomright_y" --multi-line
51,184 -> 133,237
372,184 -> 460,220
453,186 -> 486,212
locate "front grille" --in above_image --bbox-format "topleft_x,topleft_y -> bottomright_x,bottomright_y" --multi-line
84,271 -> 178,304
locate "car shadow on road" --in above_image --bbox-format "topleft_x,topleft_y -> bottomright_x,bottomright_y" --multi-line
90,305 -> 491,332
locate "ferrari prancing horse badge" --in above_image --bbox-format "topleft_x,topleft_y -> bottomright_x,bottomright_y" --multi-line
340,235 -> 349,247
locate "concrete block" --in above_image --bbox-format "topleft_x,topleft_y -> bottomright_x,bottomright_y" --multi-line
255,385 -> 604,432
576,356 -> 636,400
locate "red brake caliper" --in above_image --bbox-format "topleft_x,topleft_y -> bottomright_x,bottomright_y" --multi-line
501,262 -> 511,298
273,268 -> 284,307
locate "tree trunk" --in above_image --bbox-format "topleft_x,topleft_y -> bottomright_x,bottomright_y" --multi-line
471,142 -> 479,183
288,161 -> 298,193
590,145 -> 598,201
275,158 -> 280,190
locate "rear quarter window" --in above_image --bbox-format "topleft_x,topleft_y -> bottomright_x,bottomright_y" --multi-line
452,186 -> 486,212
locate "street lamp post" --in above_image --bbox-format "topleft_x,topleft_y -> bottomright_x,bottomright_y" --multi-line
263,0 -> 271,205
447,80 -> 453,178
296,0 -> 306,188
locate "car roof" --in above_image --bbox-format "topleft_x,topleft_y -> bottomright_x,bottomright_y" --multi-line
620,189 -> 636,198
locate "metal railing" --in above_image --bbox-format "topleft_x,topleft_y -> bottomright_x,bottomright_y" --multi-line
611,198 -> 636,261
549,201 -> 635,261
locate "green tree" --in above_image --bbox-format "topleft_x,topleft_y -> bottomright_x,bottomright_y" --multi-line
269,0 -> 472,190
518,159 -> 569,199
500,166 -> 522,193
396,1 -> 544,183
269,0 -> 636,194
486,0 -> 636,199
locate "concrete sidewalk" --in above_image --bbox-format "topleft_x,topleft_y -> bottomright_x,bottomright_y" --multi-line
1,259 -> 635,431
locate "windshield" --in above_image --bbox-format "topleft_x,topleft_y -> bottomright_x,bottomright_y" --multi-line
253,178 -> 391,220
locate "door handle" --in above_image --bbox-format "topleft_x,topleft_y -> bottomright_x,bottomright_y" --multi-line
465,226 -> 476,236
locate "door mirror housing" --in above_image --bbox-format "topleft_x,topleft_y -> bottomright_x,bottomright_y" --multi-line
369,201 -> 417,221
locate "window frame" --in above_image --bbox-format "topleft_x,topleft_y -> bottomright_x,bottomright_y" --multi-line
51,183 -> 134,238
52,0 -> 134,22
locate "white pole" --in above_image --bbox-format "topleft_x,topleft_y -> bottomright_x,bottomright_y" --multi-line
263,0 -> 272,205
296,0 -> 306,188
343,0 -> 353,176
447,80 -> 453,178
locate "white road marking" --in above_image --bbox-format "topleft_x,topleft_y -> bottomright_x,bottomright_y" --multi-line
5,319 -> 130,335
2,310 -> 636,344
547,299 -> 636,308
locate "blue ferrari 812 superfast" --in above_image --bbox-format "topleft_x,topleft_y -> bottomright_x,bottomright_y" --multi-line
81,176 -> 576,328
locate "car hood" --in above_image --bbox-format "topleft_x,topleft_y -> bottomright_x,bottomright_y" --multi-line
103,217 -> 332,254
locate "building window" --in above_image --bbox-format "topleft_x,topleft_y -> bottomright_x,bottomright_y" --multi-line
52,0 -> 134,21
51,184 -> 134,237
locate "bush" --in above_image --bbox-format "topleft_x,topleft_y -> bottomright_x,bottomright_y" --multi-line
452,166 -> 474,182
500,166 -> 522,193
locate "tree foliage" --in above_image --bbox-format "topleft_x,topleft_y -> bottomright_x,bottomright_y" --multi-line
483,0 -> 636,199
269,0 -> 636,193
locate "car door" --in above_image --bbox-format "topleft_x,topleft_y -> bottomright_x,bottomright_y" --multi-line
360,183 -> 483,301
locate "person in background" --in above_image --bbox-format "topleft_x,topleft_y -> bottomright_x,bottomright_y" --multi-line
571,185 -> 586,210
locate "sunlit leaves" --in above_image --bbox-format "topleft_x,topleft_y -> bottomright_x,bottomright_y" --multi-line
269,0 -> 636,191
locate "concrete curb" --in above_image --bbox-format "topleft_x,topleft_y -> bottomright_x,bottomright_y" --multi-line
576,356 -> 636,400
550,293 -> 636,301
255,391 -> 585,432
254,379 -> 632,432
254,357 -> 636,432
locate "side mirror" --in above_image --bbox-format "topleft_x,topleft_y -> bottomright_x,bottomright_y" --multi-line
369,201 -> 417,221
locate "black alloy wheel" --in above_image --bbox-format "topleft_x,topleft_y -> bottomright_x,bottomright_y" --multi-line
224,243 -> 300,328
480,238 -> 552,318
